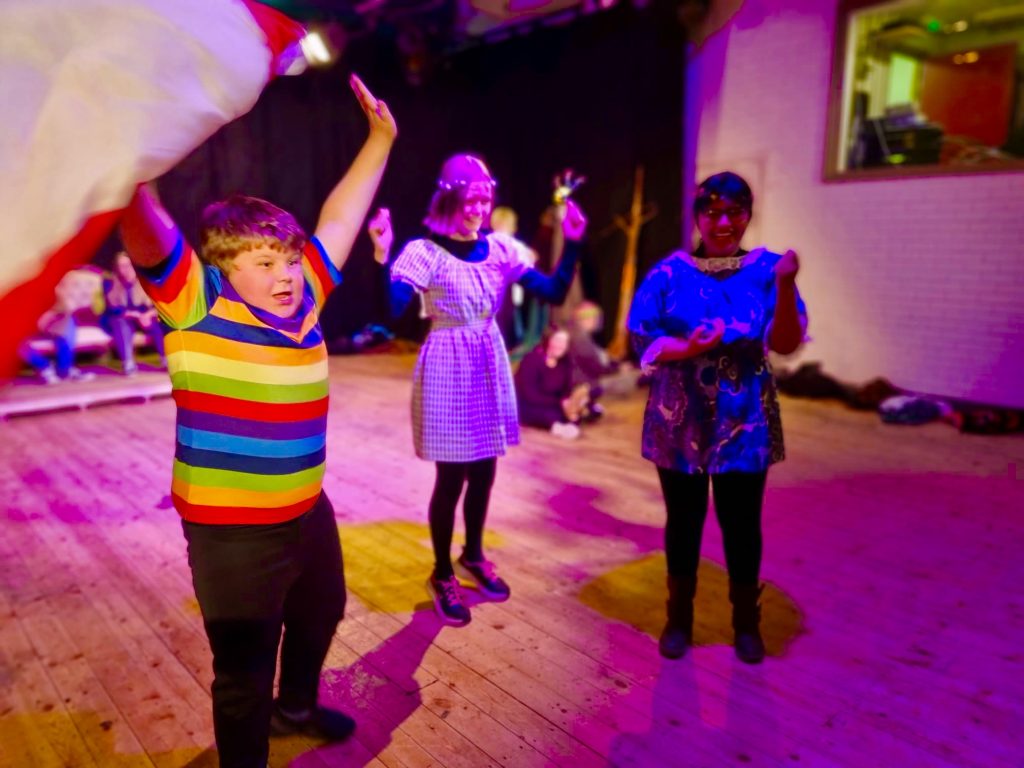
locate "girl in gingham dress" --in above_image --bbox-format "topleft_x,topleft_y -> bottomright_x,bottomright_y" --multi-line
370,155 -> 587,625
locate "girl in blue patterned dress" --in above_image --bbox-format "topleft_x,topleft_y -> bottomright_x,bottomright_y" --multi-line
370,158 -> 587,626
627,172 -> 807,663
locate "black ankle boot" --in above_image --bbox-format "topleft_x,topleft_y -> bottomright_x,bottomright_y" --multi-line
730,582 -> 765,664
659,575 -> 696,659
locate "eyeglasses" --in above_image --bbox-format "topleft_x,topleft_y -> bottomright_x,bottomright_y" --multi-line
698,206 -> 749,221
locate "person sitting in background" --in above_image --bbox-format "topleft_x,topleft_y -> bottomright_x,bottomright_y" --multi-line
508,204 -> 564,361
103,251 -> 166,375
491,206 -> 537,349
568,300 -> 635,417
515,327 -> 589,440
18,297 -> 94,384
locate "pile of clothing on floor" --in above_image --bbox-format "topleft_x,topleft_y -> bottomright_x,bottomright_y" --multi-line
775,362 -> 1024,435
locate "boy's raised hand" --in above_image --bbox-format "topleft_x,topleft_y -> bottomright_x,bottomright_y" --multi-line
350,74 -> 397,143
120,183 -> 181,268
314,74 -> 396,271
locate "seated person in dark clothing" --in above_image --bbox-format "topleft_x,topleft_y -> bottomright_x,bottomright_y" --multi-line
569,301 -> 615,403
515,328 -> 589,439
568,301 -> 636,409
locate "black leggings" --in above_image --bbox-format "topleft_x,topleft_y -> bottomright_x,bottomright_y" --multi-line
656,468 -> 768,585
429,458 -> 498,578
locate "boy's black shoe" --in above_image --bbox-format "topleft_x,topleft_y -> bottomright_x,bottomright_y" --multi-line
270,703 -> 356,742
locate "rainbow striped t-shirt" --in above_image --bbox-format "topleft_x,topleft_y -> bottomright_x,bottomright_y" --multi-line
138,231 -> 341,525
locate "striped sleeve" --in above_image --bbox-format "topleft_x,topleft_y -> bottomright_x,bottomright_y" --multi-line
137,235 -> 211,330
302,235 -> 343,311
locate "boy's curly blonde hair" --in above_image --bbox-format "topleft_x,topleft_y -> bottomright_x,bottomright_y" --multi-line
199,194 -> 307,272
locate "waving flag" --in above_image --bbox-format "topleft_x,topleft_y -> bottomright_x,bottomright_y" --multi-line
0,0 -> 304,379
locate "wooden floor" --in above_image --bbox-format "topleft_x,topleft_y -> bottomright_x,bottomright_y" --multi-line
1,354 -> 1022,768
0,362 -> 171,420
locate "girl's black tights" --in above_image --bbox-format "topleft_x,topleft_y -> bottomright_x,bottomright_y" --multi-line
428,458 -> 498,579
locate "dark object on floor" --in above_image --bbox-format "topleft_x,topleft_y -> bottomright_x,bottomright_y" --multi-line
848,377 -> 901,410
776,362 -> 901,411
879,395 -> 943,426
776,362 -> 852,401
956,407 -> 1024,435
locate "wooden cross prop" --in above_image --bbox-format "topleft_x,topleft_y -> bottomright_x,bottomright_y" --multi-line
606,165 -> 657,360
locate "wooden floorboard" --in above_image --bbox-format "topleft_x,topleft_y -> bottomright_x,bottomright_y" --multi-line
1,353 -> 1022,767
0,368 -> 171,420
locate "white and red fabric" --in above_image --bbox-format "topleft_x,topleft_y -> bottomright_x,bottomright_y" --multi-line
0,0 -> 304,378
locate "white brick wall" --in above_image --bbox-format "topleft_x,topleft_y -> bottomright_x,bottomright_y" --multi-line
684,0 -> 1024,407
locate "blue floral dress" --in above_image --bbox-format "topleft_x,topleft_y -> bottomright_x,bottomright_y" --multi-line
627,248 -> 808,474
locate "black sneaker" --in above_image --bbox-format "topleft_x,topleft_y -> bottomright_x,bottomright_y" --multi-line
270,703 -> 356,742
456,553 -> 511,601
428,573 -> 471,626
734,631 -> 766,664
658,624 -> 692,660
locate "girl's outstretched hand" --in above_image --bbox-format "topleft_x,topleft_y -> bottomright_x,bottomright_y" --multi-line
561,199 -> 587,241
368,207 -> 393,264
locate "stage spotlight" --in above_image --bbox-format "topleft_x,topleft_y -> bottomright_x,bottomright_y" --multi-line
298,22 -> 346,69
300,31 -> 331,64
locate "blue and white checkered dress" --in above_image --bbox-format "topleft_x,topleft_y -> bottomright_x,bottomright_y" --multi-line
391,233 -> 533,462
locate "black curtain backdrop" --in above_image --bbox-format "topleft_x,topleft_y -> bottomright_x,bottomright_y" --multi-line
146,2 -> 682,346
